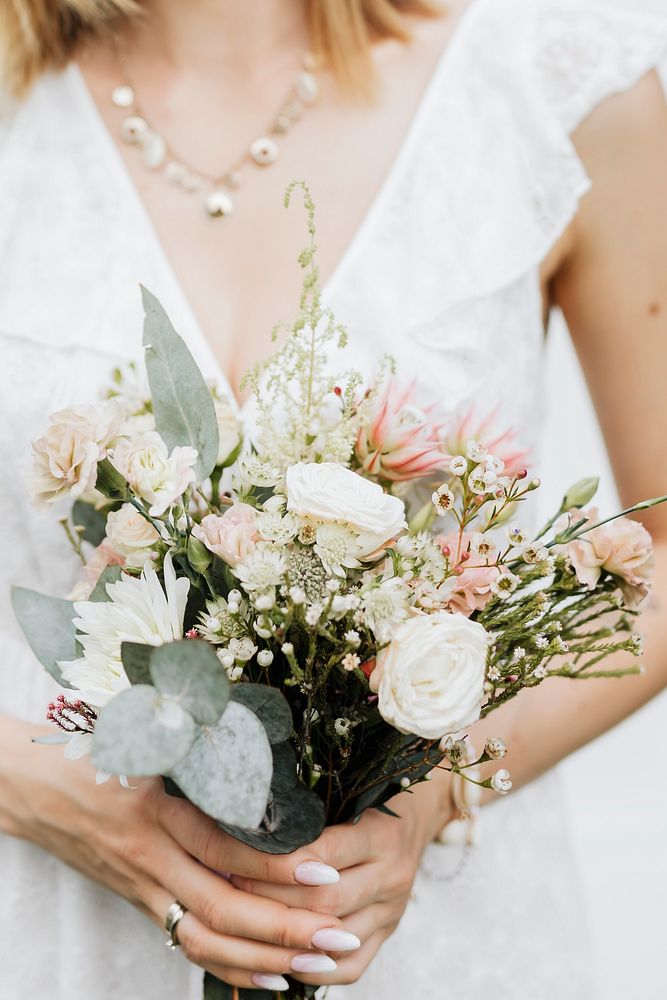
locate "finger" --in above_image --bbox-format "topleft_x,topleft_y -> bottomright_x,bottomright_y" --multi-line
200,966 -> 292,992
232,859 -> 381,917
147,839 -> 360,953
159,795 -> 341,886
290,929 -> 388,988
146,886 -> 340,979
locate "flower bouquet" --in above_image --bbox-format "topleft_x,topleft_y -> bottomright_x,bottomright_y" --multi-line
13,187 -> 665,1000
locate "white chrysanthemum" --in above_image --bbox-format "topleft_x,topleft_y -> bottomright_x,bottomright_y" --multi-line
362,577 -> 411,643
58,554 -> 189,707
235,544 -> 287,594
314,523 -> 361,577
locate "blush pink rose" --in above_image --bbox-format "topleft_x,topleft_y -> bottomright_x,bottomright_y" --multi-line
564,508 -> 654,608
194,503 -> 259,566
433,531 -> 499,617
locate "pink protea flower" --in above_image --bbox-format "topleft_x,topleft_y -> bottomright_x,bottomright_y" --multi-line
445,408 -> 530,478
355,380 -> 448,483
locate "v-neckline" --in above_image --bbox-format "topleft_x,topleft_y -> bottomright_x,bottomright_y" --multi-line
67,0 -> 487,408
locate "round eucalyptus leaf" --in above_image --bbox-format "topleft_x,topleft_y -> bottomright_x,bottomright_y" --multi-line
270,741 -> 298,794
230,684 -> 293,743
170,702 -> 272,828
150,639 -> 230,725
220,783 -> 325,855
92,685 -> 197,776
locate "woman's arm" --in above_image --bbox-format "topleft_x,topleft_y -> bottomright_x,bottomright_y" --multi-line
234,70 -> 667,990
495,67 -> 667,789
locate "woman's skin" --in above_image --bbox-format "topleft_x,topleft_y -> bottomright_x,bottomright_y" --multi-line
2,0 -> 667,990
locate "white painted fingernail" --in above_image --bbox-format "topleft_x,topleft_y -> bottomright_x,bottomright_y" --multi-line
311,928 -> 361,952
291,953 -> 338,974
251,973 -> 290,990
294,861 -> 340,885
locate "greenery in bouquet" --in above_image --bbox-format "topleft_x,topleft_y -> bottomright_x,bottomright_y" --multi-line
12,186 -> 665,1000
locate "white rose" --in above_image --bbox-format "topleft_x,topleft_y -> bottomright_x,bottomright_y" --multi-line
105,503 -> 161,568
27,402 -> 122,505
214,397 -> 242,466
111,431 -> 197,516
370,612 -> 489,739
286,462 -> 406,557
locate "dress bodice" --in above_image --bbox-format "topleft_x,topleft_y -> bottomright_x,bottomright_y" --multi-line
1,2 -> 666,997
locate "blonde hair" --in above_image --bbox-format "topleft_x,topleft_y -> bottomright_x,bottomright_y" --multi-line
1,0 -> 443,99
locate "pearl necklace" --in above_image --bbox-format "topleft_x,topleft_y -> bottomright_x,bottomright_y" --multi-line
111,50 -> 321,220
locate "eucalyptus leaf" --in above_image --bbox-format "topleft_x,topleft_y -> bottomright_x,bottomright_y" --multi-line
230,684 -> 293,743
92,685 -> 197,775
11,586 -> 77,688
270,741 -> 298,795
71,500 -> 108,546
149,640 -> 230,725
120,642 -> 153,685
141,286 -> 219,482
221,782 -> 325,855
170,701 -> 272,828
89,565 -> 123,602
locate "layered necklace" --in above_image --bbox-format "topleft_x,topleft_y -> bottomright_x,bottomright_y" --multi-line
111,43 -> 321,220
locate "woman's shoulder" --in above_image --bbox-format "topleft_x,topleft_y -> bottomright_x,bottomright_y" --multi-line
463,0 -> 667,133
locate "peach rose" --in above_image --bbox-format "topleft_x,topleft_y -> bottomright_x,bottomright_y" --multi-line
564,508 -> 654,608
194,503 -> 259,566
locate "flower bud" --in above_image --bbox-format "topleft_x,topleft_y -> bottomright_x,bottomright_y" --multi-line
490,768 -> 512,794
187,534 -> 212,574
562,476 -> 600,511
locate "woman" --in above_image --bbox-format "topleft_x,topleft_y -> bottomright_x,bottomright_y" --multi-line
0,0 -> 666,997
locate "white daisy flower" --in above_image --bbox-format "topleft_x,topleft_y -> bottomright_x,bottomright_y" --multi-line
235,544 -> 287,594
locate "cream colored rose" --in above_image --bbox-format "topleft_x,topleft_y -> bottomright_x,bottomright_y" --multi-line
370,612 -> 489,739
193,503 -> 259,566
27,403 -> 121,505
214,397 -> 242,466
105,503 -> 161,568
564,507 -> 654,607
110,431 -> 197,517
286,462 -> 406,557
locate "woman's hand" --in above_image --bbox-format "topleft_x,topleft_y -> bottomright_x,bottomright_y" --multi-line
229,772 -> 454,988
0,716 -> 363,992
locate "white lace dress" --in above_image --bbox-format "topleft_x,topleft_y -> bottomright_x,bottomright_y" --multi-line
1,1 -> 665,997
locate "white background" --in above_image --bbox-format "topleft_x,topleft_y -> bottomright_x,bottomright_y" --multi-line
542,2 -> 665,994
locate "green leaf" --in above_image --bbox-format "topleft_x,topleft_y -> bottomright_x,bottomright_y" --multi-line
141,286 -> 219,482
11,586 -> 77,688
71,500 -> 108,546
149,640 -> 230,725
221,782 -> 325,855
170,702 -> 273,828
92,685 -> 198,775
230,685 -> 293,743
120,642 -> 153,685
89,565 -> 123,602
203,973 -> 273,1000
270,742 -> 298,794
